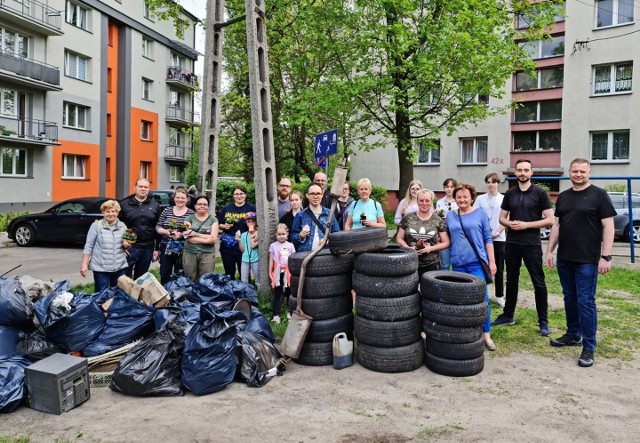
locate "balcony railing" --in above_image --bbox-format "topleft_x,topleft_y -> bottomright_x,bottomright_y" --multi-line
166,66 -> 198,89
166,106 -> 198,124
0,49 -> 60,87
0,0 -> 63,32
0,115 -> 58,142
164,143 -> 193,160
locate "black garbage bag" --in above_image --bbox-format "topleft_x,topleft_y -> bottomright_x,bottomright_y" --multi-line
110,320 -> 186,397
165,275 -> 198,303
197,274 -> 235,309
154,301 -> 201,334
15,330 -> 64,362
0,276 -> 34,329
227,280 -> 259,306
237,332 -> 282,387
153,305 -> 184,330
0,355 -> 31,413
181,305 -> 247,396
34,286 -> 105,353
83,288 -> 155,356
245,307 -> 276,343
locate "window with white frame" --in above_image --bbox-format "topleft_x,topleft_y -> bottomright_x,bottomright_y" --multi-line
514,100 -> 562,122
142,37 -> 153,59
0,88 -> 17,117
64,50 -> 89,81
591,130 -> 630,161
596,0 -> 634,28
62,154 -> 86,179
169,165 -> 185,182
460,137 -> 488,164
516,8 -> 565,29
169,89 -> 185,107
141,121 -> 152,140
519,35 -> 564,60
65,0 -> 89,30
140,161 -> 151,179
513,130 -> 561,151
593,62 -> 633,95
415,139 -> 440,165
143,1 -> 151,19
0,27 -> 29,58
142,78 -> 153,100
63,102 -> 89,129
169,126 -> 185,146
0,148 -> 27,176
170,52 -> 185,68
515,66 -> 563,91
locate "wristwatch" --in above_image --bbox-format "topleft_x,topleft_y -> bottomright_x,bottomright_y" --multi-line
601,255 -> 612,262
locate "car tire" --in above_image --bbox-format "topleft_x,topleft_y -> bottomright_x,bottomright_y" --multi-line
289,274 -> 352,300
288,293 -> 352,320
304,313 -> 354,343
356,340 -> 425,373
425,351 -> 484,377
294,341 -> 333,366
352,270 -> 419,298
354,246 -> 419,276
288,249 -> 354,276
355,292 -> 421,321
625,221 -> 640,243
328,227 -> 389,255
425,336 -> 485,360
421,271 -> 486,305
422,320 -> 483,344
422,299 -> 488,328
13,224 -> 35,247
354,315 -> 421,347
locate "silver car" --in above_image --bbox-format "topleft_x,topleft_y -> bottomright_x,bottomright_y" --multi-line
609,192 -> 640,243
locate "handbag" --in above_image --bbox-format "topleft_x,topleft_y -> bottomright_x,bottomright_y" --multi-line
457,210 -> 493,284
220,232 -> 238,249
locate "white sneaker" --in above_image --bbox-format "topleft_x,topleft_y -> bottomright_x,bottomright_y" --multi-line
287,312 -> 292,320
272,315 -> 281,324
495,297 -> 506,308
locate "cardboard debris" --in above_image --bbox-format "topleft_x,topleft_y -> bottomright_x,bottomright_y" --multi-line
117,276 -> 142,300
117,273 -> 169,307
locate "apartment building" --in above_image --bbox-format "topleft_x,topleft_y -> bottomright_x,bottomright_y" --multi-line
351,1 -> 639,204
0,0 -> 199,211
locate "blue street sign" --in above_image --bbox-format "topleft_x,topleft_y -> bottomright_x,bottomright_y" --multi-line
314,129 -> 338,159
316,156 -> 327,168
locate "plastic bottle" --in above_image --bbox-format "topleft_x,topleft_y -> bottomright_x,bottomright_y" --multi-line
332,332 -> 353,369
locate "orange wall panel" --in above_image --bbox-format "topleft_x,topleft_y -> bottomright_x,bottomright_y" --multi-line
129,107 -> 159,188
105,21 -> 119,198
52,141 -> 101,201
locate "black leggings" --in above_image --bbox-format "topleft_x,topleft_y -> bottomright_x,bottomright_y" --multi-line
221,251 -> 242,280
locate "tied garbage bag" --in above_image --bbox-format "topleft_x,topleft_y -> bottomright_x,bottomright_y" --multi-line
197,274 -> 236,309
110,320 -> 186,397
181,305 -> 247,396
0,276 -> 34,329
165,275 -> 198,303
245,307 -> 276,343
83,288 -> 155,357
227,280 -> 258,306
237,332 -> 283,387
15,330 -> 64,362
153,302 -> 201,334
34,283 -> 105,353
0,355 -> 31,413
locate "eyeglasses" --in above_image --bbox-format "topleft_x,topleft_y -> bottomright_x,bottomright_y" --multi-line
196,203 -> 209,206
308,192 -> 322,196
233,193 -> 245,196
279,184 -> 291,187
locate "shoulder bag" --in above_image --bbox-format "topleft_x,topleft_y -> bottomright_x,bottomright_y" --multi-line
457,210 -> 493,284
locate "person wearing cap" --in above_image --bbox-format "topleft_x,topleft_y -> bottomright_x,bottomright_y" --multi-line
187,185 -> 198,210
238,211 -> 260,286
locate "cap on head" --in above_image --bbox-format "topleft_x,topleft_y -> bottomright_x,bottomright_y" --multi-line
246,211 -> 257,221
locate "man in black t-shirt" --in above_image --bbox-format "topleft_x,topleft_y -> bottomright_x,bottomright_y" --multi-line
493,159 -> 554,336
545,158 -> 615,368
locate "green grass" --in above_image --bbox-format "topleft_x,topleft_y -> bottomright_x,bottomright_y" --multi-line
416,424 -> 464,439
0,435 -> 31,443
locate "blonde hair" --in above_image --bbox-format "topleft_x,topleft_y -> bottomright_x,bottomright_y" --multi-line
100,200 -> 121,213
401,179 -> 423,216
276,223 -> 289,234
416,188 -> 435,202
356,178 -> 372,190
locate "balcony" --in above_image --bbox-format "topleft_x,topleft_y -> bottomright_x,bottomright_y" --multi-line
0,115 -> 59,145
166,66 -> 198,90
0,49 -> 61,90
166,106 -> 198,126
0,0 -> 63,36
164,143 -> 193,162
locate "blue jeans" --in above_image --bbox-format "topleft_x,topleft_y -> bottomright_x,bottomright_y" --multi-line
556,259 -> 599,351
93,268 -> 127,293
452,261 -> 491,333
504,243 -> 548,323
125,247 -> 154,280
439,248 -> 451,270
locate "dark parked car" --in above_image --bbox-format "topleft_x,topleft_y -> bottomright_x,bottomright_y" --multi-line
8,197 -> 108,247
122,190 -> 174,210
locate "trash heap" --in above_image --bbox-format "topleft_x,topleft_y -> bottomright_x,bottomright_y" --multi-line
0,272 -> 282,413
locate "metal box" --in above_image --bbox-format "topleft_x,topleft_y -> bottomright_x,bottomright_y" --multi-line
25,353 -> 90,415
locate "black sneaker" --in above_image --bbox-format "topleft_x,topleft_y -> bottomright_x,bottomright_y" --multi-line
550,334 -> 583,347
578,349 -> 595,367
491,314 -> 515,327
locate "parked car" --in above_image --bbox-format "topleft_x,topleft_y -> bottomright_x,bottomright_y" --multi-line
609,192 -> 640,243
122,190 -> 174,210
8,197 -> 109,247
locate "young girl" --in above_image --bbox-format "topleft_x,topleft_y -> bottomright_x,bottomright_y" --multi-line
238,212 -> 260,286
435,178 -> 458,270
269,223 -> 296,324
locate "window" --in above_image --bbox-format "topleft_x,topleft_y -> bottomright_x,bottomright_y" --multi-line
63,102 -> 89,129
170,52 -> 185,68
65,1 -> 89,30
142,78 -> 153,100
141,121 -> 152,140
142,37 -> 153,59
515,67 -> 564,91
460,137 -> 487,164
64,50 -> 89,81
62,154 -> 86,179
591,130 -> 630,161
514,100 -> 562,122
415,139 -> 440,165
0,148 -> 27,176
169,126 -> 185,146
107,68 -> 113,92
593,63 -> 633,95
106,157 -> 111,181
0,27 -> 29,58
140,161 -> 151,179
516,9 -> 565,29
106,113 -> 112,136
596,0 -> 634,28
519,35 -> 564,59
513,130 -> 561,151
169,89 -> 185,107
143,1 -> 151,19
169,165 -> 185,182
0,88 -> 17,117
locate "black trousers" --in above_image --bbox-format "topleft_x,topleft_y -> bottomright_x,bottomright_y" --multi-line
504,242 -> 548,323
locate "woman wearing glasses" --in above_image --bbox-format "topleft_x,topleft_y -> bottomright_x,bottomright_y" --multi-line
182,195 -> 219,282
345,178 -> 387,230
218,185 -> 256,279
394,179 -> 424,225
435,178 -> 458,270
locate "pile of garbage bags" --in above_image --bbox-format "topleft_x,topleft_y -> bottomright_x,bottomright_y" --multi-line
0,273 -> 283,412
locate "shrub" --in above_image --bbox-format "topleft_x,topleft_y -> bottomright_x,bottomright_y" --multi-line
0,211 -> 28,233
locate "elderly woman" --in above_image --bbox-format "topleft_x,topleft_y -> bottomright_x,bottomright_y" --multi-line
397,189 -> 450,276
182,195 -> 219,282
80,200 -> 129,292
446,183 -> 497,351
394,179 -> 424,225
345,178 -> 387,230
156,186 -> 194,284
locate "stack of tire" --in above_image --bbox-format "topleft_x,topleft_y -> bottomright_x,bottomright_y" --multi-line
287,249 -> 355,366
352,246 -> 424,373
421,271 -> 488,377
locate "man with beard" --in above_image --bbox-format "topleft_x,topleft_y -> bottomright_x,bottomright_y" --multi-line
493,159 -> 554,336
545,158 -> 615,367
277,177 -> 292,219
